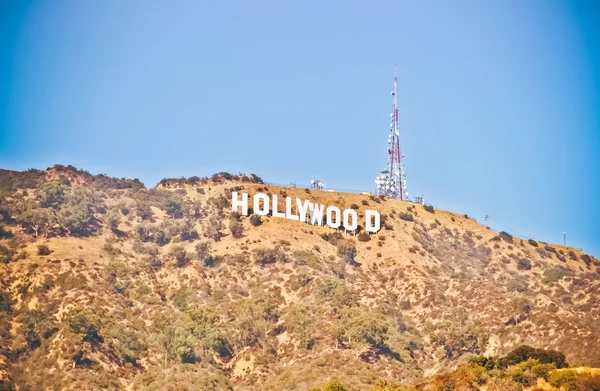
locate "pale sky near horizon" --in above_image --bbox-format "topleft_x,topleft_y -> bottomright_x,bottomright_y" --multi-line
1,1 -> 599,256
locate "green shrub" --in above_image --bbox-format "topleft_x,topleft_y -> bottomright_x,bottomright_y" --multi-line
102,242 -> 121,257
195,241 -> 212,266
207,194 -> 229,210
207,218 -> 223,242
67,307 -> 103,343
36,181 -> 66,209
542,267 -> 566,284
58,188 -> 104,237
424,205 -> 434,213
253,246 -> 286,265
323,381 -> 348,391
549,369 -> 579,390
0,245 -> 15,263
229,219 -> 244,239
499,231 -> 513,243
350,203 -> 359,210
469,356 -> 497,370
163,195 -> 184,219
570,371 -> 600,390
528,239 -> 538,247
321,231 -> 344,245
293,250 -> 320,270
357,231 -> 371,242
169,245 -> 189,267
581,254 -> 592,266
511,358 -> 555,387
399,212 -> 414,222
37,244 -> 52,256
105,210 -> 121,232
249,214 -> 262,226
499,345 -> 567,368
0,225 -> 12,239
136,203 -> 153,221
0,290 -> 14,313
337,240 -> 357,263
144,245 -> 162,271
517,259 -> 531,271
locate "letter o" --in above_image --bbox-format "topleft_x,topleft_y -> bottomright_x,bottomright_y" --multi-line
254,193 -> 270,216
343,209 -> 358,231
326,206 -> 341,229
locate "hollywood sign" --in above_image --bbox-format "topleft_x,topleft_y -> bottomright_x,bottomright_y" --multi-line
232,192 -> 381,233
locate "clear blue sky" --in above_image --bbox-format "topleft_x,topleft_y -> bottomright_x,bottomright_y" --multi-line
1,1 -> 599,256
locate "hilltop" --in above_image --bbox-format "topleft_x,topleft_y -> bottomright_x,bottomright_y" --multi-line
0,165 -> 599,391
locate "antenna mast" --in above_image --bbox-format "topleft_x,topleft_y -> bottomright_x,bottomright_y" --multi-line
375,65 -> 408,200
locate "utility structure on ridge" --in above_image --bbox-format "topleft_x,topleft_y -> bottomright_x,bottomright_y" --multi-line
310,176 -> 325,191
375,65 -> 408,200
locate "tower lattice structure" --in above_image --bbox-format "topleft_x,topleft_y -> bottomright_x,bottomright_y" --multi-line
375,66 -> 408,201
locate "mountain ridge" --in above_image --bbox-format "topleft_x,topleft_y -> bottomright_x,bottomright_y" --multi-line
0,165 -> 599,390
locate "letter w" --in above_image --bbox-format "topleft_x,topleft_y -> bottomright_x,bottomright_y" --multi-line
309,203 -> 324,226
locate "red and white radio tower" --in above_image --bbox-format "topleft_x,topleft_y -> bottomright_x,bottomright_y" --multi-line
374,65 -> 408,201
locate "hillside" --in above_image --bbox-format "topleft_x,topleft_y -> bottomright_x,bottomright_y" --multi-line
0,165 -> 599,391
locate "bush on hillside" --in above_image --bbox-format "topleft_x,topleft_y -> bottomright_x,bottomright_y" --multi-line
249,214 -> 262,226
517,259 -> 531,271
67,307 -> 103,344
424,205 -> 434,214
498,345 -> 567,368
499,231 -> 513,243
136,203 -> 154,221
510,358 -> 556,387
57,188 -> 105,237
207,219 -> 223,242
293,250 -> 320,269
169,245 -> 189,267
542,267 -> 566,284
207,194 -> 229,210
16,207 -> 55,237
357,231 -> 371,242
321,381 -> 349,391
163,195 -> 184,219
0,225 -> 12,239
37,244 -> 52,256
143,245 -> 162,271
337,240 -> 357,264
36,181 -> 67,209
321,231 -> 344,245
195,241 -> 211,265
105,210 -> 121,233
549,369 -> 600,390
253,246 -> 287,265
581,254 -> 592,266
0,245 -> 15,263
229,219 -> 244,239
399,212 -> 414,222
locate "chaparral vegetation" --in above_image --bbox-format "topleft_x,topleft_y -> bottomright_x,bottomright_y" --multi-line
0,165 -> 599,390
